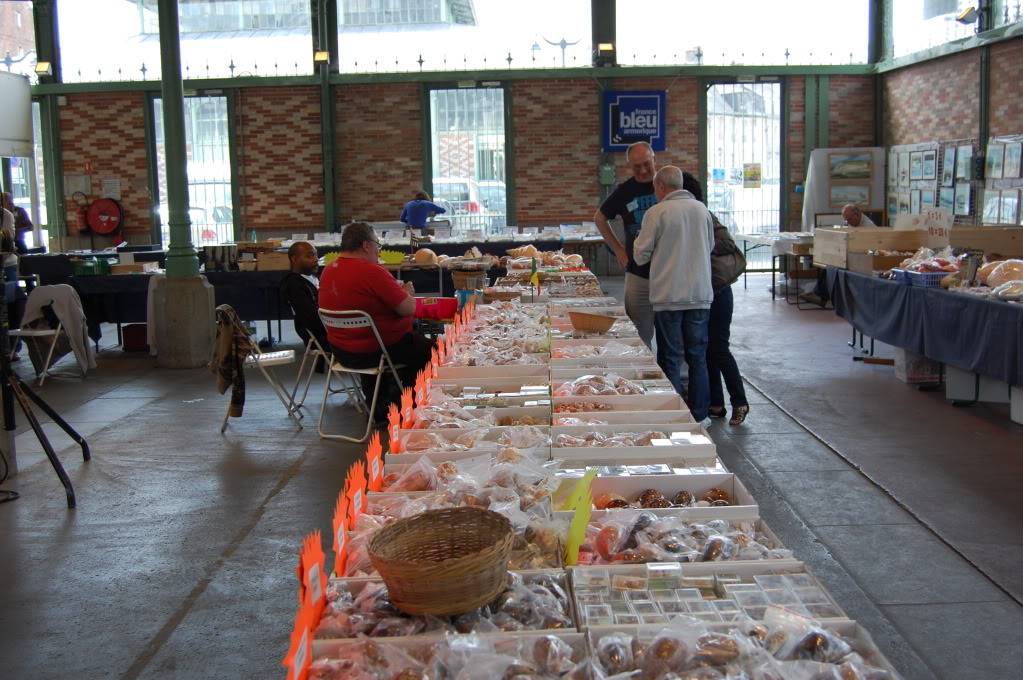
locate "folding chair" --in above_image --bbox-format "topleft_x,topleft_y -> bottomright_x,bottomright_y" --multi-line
216,307 -> 302,433
288,335 -> 365,417
9,321 -> 71,387
317,309 -> 404,443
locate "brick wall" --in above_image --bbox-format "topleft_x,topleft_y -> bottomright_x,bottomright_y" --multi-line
336,83 -> 423,223
882,50 -> 980,145
787,76 -> 805,230
989,37 -> 1023,136
59,91 -> 152,235
828,75 -> 875,148
235,86 -> 322,231
512,78 -> 600,224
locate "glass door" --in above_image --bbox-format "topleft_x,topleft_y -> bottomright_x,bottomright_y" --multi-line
705,82 -> 782,269
429,86 -> 507,235
152,95 -> 233,246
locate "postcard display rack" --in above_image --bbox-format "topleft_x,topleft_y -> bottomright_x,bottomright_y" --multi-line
887,139 -> 984,225
281,264 -> 904,680
979,133 -> 1023,227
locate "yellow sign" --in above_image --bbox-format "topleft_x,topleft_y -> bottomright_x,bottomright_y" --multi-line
743,163 -> 762,189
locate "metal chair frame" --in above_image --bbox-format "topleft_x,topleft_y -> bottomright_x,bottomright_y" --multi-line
317,309 -> 404,443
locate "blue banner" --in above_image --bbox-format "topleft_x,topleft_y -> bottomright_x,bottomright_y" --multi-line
602,90 -> 666,152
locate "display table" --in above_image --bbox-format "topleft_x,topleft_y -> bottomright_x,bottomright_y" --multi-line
826,267 -> 1023,386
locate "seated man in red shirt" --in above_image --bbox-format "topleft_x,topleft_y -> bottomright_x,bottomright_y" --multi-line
318,221 -> 432,422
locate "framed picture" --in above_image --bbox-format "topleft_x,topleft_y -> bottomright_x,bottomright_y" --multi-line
887,193 -> 899,218
921,150 -> 937,180
982,189 -> 1001,223
910,190 -> 921,214
829,153 -> 872,180
1003,142 -> 1022,179
1000,189 -> 1020,225
898,151 -> 911,186
941,146 -> 956,186
939,187 -> 956,210
909,151 -> 924,180
956,144 -> 973,180
921,189 -> 935,207
898,192 -> 911,216
888,150 -> 898,187
986,144 -> 1005,179
954,182 -> 971,216
830,184 -> 870,207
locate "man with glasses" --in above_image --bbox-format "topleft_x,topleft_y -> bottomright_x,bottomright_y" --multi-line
319,222 -> 431,423
594,141 -> 658,348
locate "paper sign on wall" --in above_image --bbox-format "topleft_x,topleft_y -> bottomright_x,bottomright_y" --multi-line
743,163 -> 762,189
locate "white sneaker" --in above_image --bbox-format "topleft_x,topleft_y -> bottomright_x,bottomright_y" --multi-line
699,417 -> 712,429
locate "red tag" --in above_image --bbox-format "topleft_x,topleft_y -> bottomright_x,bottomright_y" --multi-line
387,403 -> 402,453
332,491 -> 349,576
299,531 -> 326,616
400,388 -> 414,427
366,432 -> 383,492
283,605 -> 315,680
345,460 -> 366,521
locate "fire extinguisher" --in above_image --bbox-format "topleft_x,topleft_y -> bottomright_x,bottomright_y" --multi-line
70,191 -> 90,233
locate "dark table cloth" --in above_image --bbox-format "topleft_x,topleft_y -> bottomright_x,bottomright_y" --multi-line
826,267 -> 1023,386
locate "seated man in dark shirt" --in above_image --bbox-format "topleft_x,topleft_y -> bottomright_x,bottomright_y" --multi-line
280,242 -> 328,361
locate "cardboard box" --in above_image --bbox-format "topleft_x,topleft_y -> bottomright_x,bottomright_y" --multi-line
812,227 -> 924,269
846,252 -> 907,274
894,348 -> 941,384
110,261 -> 159,274
256,251 -> 290,270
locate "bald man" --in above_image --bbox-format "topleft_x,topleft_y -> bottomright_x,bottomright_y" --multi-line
841,204 -> 875,227
594,141 -> 658,348
633,166 -> 715,423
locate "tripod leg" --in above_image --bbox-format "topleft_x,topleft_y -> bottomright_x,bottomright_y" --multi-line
9,377 -> 76,508
17,378 -> 91,462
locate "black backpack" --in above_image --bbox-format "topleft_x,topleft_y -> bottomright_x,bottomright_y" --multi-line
710,212 -> 746,291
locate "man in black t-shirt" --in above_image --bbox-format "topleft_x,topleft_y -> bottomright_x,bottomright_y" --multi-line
594,141 -> 658,348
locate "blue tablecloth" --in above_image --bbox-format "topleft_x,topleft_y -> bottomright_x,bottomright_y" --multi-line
826,267 -> 1023,385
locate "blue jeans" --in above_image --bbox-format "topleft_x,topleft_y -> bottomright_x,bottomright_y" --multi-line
708,286 -> 748,409
654,309 -> 711,421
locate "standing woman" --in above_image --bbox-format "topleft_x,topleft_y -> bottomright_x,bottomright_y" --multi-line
400,190 -> 446,231
681,173 -> 750,426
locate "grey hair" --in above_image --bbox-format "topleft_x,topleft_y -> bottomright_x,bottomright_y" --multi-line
625,141 -> 654,160
654,165 -> 684,190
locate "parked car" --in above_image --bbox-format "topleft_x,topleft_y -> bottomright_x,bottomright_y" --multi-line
432,177 -> 483,215
477,180 -> 507,215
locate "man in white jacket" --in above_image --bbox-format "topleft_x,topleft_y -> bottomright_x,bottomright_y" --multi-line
633,166 -> 715,423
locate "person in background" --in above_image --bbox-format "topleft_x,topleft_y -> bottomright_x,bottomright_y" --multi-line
842,203 -> 876,227
318,221 -> 431,423
280,241 -> 328,364
400,191 -> 447,231
803,204 -> 877,306
2,192 -> 31,253
594,141 -> 658,348
682,172 -> 750,426
633,166 -> 715,424
1,225 -> 25,360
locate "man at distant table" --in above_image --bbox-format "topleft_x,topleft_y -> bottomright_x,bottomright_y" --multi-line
803,204 -> 876,306
280,241 -> 328,362
319,221 -> 432,423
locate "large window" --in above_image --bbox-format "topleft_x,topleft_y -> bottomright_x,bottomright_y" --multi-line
153,95 -> 234,246
892,0 -> 997,58
0,1 -> 37,81
339,0 -> 590,73
58,0 -> 314,82
617,0 -> 869,66
429,87 -> 507,234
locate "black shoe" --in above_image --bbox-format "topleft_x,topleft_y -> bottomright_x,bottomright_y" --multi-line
708,406 -> 727,419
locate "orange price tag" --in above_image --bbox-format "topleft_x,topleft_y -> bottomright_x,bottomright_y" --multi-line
283,605 -> 315,680
366,432 -> 384,492
400,388 -> 414,427
332,491 -> 349,576
345,460 -> 366,521
299,531 -> 326,615
387,403 -> 402,453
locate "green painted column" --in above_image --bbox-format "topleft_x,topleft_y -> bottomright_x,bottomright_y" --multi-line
157,0 -> 199,277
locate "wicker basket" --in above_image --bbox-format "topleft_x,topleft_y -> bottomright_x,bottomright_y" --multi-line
451,269 -> 489,291
368,507 -> 513,615
568,311 -> 616,333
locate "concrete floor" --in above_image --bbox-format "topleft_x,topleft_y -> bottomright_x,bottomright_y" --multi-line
0,273 -> 1020,679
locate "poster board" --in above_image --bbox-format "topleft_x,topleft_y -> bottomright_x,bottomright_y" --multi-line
802,147 -> 885,231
